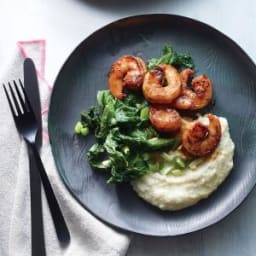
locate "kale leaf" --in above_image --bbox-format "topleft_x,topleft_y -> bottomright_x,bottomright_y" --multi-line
76,89 -> 181,183
147,44 -> 195,70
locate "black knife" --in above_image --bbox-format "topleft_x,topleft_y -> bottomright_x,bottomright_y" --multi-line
24,58 -> 71,248
24,58 -> 46,256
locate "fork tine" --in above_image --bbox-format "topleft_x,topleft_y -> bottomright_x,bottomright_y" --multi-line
18,79 -> 34,113
13,80 -> 27,112
8,82 -> 22,115
3,84 -> 16,117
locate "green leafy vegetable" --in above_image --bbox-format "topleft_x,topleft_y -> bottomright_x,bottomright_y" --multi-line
140,106 -> 149,121
80,106 -> 101,131
147,44 -> 195,70
88,144 -> 110,170
76,89 -> 181,183
79,90 -> 150,139
112,128 -> 180,151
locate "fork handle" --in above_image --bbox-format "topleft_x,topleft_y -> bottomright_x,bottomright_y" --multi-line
27,142 -> 71,246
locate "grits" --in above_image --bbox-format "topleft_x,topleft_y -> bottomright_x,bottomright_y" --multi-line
131,117 -> 234,211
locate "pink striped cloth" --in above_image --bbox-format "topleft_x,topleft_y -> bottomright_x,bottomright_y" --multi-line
0,40 -> 130,256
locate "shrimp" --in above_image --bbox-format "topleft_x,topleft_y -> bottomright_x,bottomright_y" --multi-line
142,64 -> 181,104
173,69 -> 213,110
149,105 -> 181,133
181,114 -> 221,157
108,55 -> 147,99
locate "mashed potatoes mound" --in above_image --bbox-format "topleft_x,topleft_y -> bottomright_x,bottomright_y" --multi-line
131,117 -> 235,211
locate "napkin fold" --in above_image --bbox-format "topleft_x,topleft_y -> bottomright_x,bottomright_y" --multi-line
0,40 -> 130,256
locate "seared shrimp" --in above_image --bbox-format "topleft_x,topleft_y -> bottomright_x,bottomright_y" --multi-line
173,69 -> 212,110
108,55 -> 147,99
143,64 -> 181,104
149,105 -> 181,133
181,114 -> 221,157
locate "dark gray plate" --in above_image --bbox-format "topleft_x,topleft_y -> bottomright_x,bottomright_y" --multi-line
48,14 -> 256,236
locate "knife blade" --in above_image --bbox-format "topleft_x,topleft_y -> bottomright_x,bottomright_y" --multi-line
24,58 -> 42,147
24,58 -> 46,256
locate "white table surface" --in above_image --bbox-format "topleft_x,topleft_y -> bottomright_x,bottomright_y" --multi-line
1,0 -> 256,255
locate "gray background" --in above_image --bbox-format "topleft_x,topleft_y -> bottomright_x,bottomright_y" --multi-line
1,0 -> 255,255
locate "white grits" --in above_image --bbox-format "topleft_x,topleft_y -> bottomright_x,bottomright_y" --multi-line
131,117 -> 235,211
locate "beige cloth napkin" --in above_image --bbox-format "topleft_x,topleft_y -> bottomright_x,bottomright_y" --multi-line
0,40 -> 130,256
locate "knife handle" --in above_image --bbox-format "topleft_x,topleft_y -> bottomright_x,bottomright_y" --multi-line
27,142 -> 71,246
29,153 -> 46,256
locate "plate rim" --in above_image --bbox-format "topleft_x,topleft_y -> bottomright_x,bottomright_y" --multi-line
48,13 -> 256,236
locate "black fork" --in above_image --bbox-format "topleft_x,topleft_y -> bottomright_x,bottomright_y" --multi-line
3,80 -> 70,246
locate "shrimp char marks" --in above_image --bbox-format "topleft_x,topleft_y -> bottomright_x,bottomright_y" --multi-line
108,55 -> 147,99
173,68 -> 213,110
173,69 -> 221,157
143,64 -> 183,133
181,114 -> 222,157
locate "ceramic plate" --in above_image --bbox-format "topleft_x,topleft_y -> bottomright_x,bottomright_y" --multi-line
48,14 -> 256,236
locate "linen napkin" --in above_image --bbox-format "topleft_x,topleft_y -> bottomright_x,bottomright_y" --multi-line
0,40 -> 130,256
